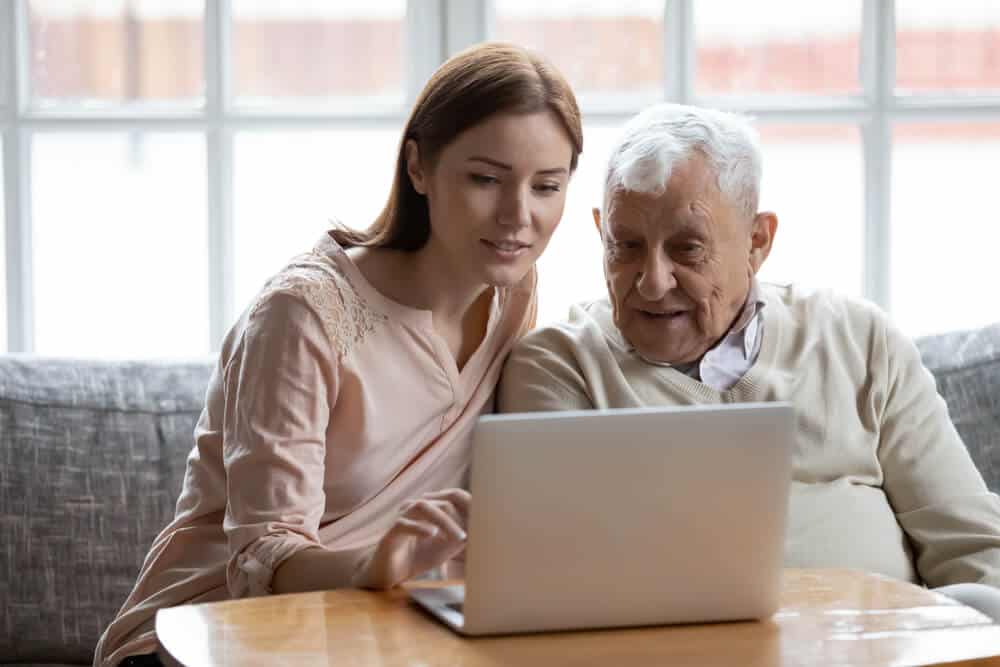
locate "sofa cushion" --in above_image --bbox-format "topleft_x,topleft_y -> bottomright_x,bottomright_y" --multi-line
0,356 -> 213,665
916,323 -> 1000,493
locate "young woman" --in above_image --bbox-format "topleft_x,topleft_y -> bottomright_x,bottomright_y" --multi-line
96,42 -> 582,666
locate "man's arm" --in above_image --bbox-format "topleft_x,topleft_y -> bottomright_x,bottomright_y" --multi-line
498,328 -> 596,413
877,317 -> 1000,589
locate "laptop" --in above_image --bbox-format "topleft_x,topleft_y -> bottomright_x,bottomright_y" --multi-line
409,402 -> 794,636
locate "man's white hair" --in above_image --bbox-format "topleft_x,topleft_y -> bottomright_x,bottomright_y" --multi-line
602,103 -> 762,225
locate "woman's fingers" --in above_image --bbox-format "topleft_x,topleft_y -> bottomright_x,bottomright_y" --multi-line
390,516 -> 439,539
403,499 -> 467,541
424,488 -> 471,520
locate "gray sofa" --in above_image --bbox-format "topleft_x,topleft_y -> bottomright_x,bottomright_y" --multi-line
1,324 -> 999,666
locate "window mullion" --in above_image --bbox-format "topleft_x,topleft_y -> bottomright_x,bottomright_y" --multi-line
445,0 -> 488,56
664,0 -> 693,104
406,0 -> 446,104
5,0 -> 33,352
1,5 -> 10,122
205,0 -> 234,350
861,0 -> 894,311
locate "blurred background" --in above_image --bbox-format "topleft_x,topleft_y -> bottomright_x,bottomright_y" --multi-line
2,0 -> 998,358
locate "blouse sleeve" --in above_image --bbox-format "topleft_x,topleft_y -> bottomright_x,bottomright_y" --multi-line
222,289 -> 338,598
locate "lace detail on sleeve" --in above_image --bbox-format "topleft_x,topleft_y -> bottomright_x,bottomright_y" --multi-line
252,253 -> 388,358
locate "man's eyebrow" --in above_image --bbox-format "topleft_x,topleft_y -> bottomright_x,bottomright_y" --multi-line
467,156 -> 568,176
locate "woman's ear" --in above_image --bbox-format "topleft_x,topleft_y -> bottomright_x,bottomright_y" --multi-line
404,139 -> 427,195
749,211 -> 778,274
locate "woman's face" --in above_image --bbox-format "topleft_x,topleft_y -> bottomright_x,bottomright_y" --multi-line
406,110 -> 575,289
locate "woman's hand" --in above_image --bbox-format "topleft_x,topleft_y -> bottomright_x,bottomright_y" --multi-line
358,488 -> 470,589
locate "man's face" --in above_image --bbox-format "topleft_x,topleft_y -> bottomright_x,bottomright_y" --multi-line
598,153 -> 775,365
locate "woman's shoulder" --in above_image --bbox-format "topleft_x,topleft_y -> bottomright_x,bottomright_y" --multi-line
249,248 -> 389,358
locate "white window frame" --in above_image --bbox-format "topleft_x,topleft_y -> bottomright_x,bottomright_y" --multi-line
3,0 -> 1000,353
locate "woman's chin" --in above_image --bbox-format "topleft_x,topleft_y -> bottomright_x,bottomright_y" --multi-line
480,263 -> 532,288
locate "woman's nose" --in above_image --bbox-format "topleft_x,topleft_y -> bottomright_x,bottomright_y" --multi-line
497,186 -> 531,228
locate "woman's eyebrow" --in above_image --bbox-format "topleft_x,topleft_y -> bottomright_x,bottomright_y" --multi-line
468,156 -> 568,176
468,156 -> 512,170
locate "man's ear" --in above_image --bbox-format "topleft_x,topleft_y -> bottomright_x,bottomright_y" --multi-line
404,139 -> 427,195
749,211 -> 778,274
592,207 -> 602,237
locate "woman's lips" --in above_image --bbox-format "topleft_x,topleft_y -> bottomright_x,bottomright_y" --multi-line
482,239 -> 530,260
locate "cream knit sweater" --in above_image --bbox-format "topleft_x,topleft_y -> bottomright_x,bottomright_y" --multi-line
498,284 -> 1000,587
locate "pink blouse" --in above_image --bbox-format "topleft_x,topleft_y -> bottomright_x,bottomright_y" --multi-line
95,231 -> 536,666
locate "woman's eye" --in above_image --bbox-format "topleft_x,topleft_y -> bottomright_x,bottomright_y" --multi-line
469,174 -> 499,185
533,182 -> 561,193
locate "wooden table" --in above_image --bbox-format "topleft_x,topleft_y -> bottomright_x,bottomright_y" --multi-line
157,569 -> 1000,666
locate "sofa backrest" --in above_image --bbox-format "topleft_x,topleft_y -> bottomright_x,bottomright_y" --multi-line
916,323 -> 1000,494
0,356 -> 213,665
0,324 -> 997,664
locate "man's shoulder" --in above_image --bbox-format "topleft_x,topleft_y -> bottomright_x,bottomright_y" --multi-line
514,298 -> 617,358
762,282 -> 889,327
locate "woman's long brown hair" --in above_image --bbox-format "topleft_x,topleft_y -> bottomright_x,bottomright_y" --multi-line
331,42 -> 583,251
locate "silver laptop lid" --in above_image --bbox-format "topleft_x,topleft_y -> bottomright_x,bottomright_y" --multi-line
461,402 -> 793,635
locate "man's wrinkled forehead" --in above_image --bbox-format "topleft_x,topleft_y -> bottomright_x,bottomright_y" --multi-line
605,185 -> 712,235
606,188 -> 657,229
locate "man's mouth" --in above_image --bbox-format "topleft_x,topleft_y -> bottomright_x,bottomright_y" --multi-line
637,308 -> 689,320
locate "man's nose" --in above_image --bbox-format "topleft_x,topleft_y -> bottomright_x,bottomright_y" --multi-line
498,185 -> 531,228
636,250 -> 677,300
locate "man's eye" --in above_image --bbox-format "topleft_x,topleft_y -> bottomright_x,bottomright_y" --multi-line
469,174 -> 499,185
533,182 -> 561,193
674,243 -> 703,256
608,240 -> 641,257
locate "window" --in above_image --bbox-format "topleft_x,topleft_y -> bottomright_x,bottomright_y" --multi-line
3,1 -> 999,356
28,0 -> 205,107
891,122 -> 1000,336
232,129 -> 398,311
694,1 -> 862,97
896,1 -> 1000,95
2,7 -> 11,352
231,1 -> 407,110
494,1 -> 666,107
755,125 -> 864,297
31,133 -> 209,357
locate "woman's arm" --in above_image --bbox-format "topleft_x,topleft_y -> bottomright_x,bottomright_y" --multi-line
221,289 -> 340,597
273,488 -> 471,591
224,285 -> 475,594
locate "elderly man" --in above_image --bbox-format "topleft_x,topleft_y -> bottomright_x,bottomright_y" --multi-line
498,103 -> 1000,616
